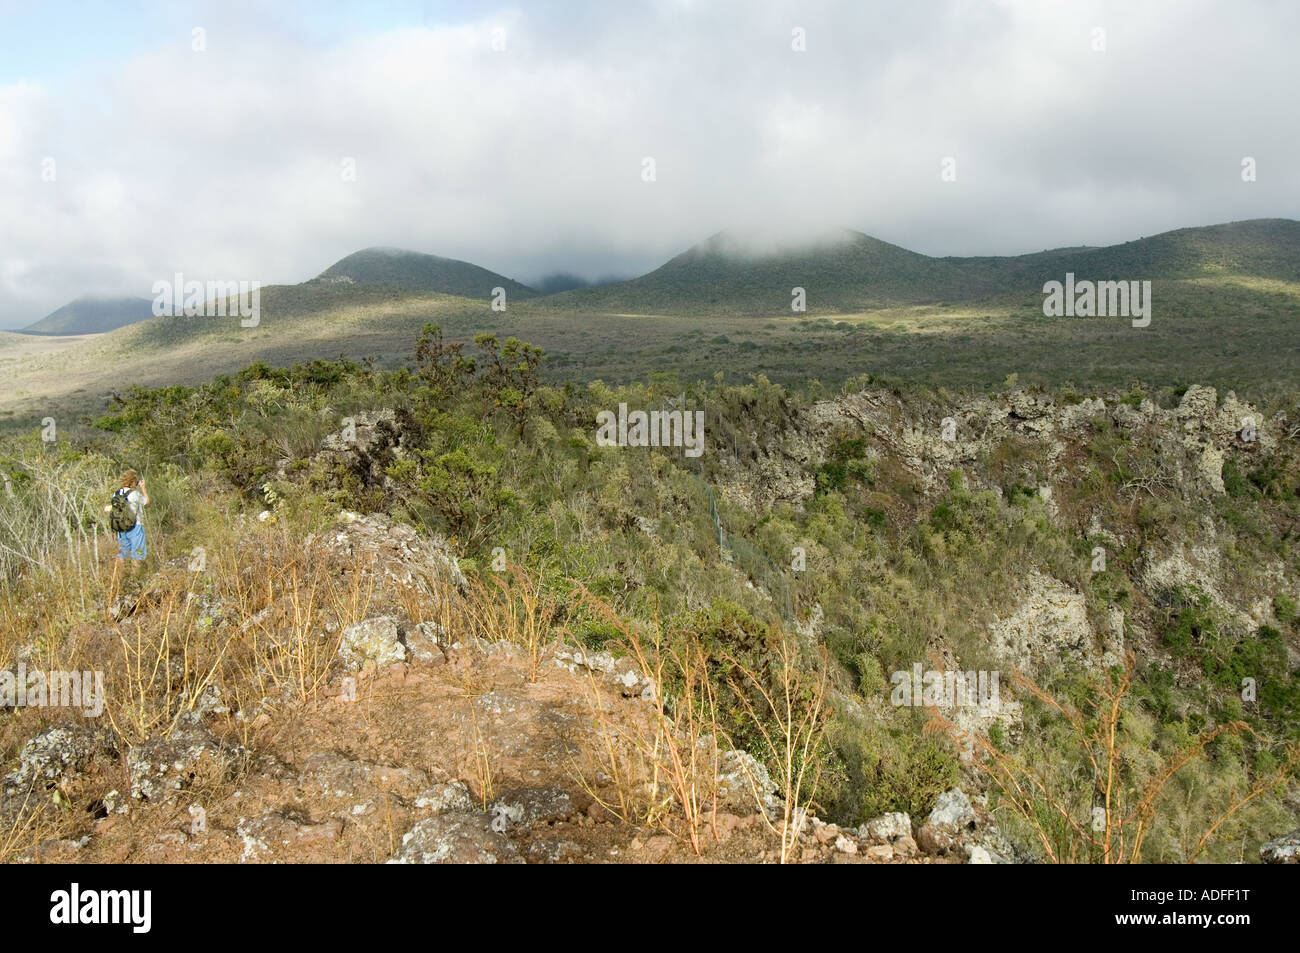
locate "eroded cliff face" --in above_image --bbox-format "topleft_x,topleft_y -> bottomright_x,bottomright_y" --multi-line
710,381 -> 1296,699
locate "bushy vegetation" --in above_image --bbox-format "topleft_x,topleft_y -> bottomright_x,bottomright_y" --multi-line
3,323 -> 1298,862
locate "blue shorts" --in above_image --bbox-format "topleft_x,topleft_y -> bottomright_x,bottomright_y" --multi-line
117,524 -> 146,561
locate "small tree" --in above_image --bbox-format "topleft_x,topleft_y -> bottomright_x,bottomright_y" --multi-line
474,333 -> 545,438
414,323 -> 475,400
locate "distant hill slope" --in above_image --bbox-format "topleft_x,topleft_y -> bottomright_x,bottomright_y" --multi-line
315,247 -> 538,300
546,218 -> 1300,314
21,295 -> 156,335
1008,218 -> 1300,282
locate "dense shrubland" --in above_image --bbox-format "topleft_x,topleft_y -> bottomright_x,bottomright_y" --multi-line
2,325 -> 1298,862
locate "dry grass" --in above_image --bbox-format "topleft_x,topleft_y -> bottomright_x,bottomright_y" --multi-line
0,515 -> 378,756
723,633 -> 832,864
565,588 -> 727,855
459,564 -> 564,681
101,523 -> 376,746
928,654 -> 1300,863
447,663 -> 500,810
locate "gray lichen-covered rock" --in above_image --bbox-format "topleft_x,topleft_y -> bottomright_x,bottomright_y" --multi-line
301,751 -> 430,800
127,716 -> 244,802
487,786 -> 575,829
3,724 -> 115,794
917,787 -> 1014,862
237,811 -> 342,862
388,812 -> 523,864
326,512 -> 467,592
716,748 -> 781,815
1261,829 -> 1300,864
553,647 -> 650,697
917,788 -> 977,855
404,621 -> 447,664
337,616 -> 406,671
858,811 -> 912,844
988,572 -> 1099,671
553,647 -> 618,676
414,780 -> 475,815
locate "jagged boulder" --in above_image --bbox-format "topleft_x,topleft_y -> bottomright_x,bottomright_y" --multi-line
1261,829 -> 1300,864
916,788 -> 1014,863
325,512 -> 467,592
3,724 -> 115,795
337,616 -> 407,671
313,409 -> 410,487
858,811 -> 912,843
388,812 -> 523,864
404,621 -> 447,663
127,714 -> 245,802
917,788 -> 977,855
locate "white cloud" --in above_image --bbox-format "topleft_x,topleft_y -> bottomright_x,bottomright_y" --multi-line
1,0 -> 1297,327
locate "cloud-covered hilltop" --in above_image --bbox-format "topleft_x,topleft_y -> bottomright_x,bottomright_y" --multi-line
5,2 -> 1300,328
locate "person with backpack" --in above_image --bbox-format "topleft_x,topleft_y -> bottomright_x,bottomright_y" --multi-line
107,469 -> 149,575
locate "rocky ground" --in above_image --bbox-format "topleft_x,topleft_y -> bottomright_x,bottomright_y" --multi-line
0,502 -> 1000,864
2,615 -> 1017,864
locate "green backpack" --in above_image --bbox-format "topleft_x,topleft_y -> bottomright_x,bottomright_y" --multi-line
109,488 -> 137,532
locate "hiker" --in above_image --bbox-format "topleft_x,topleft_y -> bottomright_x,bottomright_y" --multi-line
108,469 -> 149,575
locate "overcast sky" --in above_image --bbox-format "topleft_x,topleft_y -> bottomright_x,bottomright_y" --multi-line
1,0 -> 1297,328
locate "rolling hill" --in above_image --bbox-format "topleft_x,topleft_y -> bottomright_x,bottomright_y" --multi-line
5,218 -> 1299,422
21,295 -> 156,335
314,247 -> 538,300
544,218 -> 1300,314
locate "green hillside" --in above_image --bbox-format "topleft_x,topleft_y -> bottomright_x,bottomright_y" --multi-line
546,218 -> 1300,315
6,219 -> 1300,423
315,246 -> 538,300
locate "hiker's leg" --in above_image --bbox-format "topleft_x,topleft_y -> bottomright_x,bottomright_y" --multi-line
133,531 -> 146,574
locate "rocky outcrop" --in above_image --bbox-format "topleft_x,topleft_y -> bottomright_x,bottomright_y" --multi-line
311,409 -> 412,488
916,788 -> 1015,863
714,429 -> 820,510
388,812 -> 524,864
127,713 -> 245,803
336,616 -> 407,671
1260,829 -> 1300,864
988,571 -> 1120,672
323,511 -> 466,592
716,747 -> 782,816
3,724 -> 114,795
810,384 -> 1272,501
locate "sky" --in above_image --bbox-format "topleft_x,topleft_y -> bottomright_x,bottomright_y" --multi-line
1,0 -> 1297,328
